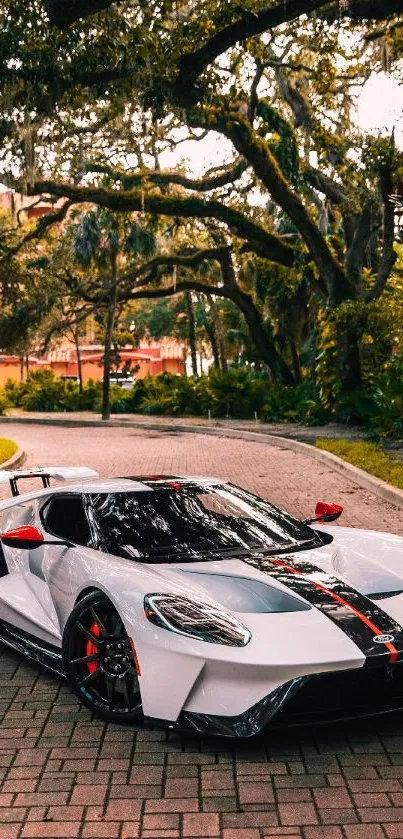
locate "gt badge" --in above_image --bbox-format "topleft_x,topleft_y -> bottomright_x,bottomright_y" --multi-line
373,634 -> 395,644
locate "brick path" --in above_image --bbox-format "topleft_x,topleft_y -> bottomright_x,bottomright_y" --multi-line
1,422 -> 403,839
5,410 -> 370,443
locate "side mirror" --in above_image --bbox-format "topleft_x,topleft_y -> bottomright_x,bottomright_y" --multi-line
1,525 -> 45,550
0,525 -> 72,549
303,502 -> 343,526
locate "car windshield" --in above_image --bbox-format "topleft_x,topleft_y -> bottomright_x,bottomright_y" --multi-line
90,484 -> 321,562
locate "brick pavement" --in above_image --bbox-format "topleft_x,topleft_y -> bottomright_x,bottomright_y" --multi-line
0,422 -> 403,838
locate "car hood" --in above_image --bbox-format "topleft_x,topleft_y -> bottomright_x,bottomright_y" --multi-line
152,525 -> 403,605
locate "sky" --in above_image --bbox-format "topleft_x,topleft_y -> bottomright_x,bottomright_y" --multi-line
356,72 -> 403,147
158,72 -> 403,178
1,71 -> 401,194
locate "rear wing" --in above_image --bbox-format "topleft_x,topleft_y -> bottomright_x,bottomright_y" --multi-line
0,467 -> 99,497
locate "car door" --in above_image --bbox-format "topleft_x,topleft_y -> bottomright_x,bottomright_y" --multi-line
0,499 -> 63,641
36,494 -> 98,630
0,494 -> 95,643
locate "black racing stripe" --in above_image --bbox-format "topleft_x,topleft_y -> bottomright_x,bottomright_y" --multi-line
241,554 -> 403,664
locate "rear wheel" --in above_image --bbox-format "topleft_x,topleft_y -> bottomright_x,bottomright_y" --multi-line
63,591 -> 142,723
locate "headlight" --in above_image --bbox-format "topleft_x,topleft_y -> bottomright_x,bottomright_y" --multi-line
144,593 -> 251,647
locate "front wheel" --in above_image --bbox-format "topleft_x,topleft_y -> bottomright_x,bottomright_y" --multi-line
63,591 -> 142,723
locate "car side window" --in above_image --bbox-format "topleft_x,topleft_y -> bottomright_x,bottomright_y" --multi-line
42,496 -> 92,547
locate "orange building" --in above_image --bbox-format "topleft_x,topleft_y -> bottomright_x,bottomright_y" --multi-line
0,340 -> 186,385
0,190 -> 65,220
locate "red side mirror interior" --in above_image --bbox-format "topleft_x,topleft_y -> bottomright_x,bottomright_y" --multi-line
0,525 -> 44,550
315,502 -> 343,523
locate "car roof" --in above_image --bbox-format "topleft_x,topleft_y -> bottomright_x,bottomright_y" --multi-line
0,475 -> 225,510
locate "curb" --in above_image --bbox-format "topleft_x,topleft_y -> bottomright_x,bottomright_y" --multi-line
0,445 -> 26,471
0,416 -> 402,510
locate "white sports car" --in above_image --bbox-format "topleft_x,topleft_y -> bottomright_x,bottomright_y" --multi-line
0,466 -> 402,738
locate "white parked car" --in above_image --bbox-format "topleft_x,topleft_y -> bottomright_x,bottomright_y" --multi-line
109,372 -> 135,390
0,466 -> 402,737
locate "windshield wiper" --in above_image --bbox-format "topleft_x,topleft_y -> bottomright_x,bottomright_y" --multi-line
142,539 -> 320,563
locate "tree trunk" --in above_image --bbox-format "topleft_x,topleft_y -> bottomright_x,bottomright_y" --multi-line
207,294 -> 228,373
19,356 -> 24,382
102,256 -> 118,421
204,317 -> 220,369
73,327 -> 83,394
232,289 -> 294,385
290,341 -> 302,385
336,325 -> 362,394
185,291 -> 198,376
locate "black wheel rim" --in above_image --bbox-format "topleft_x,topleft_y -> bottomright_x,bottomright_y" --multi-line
70,599 -> 142,716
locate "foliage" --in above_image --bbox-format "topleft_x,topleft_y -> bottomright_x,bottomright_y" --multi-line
0,0 -> 403,416
106,370 -> 327,421
2,367 -> 328,423
315,439 -> 403,491
370,355 -> 403,438
3,369 -> 101,412
0,437 -> 18,464
261,382 -> 329,425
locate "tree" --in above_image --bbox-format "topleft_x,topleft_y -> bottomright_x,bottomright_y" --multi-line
1,0 -> 403,401
70,208 -> 156,419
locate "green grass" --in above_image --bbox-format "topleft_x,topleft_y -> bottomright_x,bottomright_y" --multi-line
0,438 -> 18,466
315,439 -> 403,490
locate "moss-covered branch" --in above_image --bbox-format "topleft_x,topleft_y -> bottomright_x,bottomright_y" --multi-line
304,168 -> 347,205
29,181 -> 295,268
121,278 -> 295,384
85,160 -> 248,193
176,0 -> 403,93
119,246 -> 231,287
188,108 -> 353,305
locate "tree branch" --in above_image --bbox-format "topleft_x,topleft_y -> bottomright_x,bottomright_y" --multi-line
188,107 -> 353,305
85,159 -> 248,193
29,180 -> 295,268
177,0 -> 326,93
176,0 -> 403,94
304,167 -> 348,205
118,246 -> 231,288
271,52 -> 344,169
43,0 -> 117,26
0,200 -> 72,261
368,164 -> 398,300
44,0 -> 403,33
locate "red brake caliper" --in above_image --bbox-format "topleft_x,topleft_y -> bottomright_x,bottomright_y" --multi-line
86,622 -> 101,673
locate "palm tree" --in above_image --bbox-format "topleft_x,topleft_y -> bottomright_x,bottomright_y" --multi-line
71,208 -> 156,420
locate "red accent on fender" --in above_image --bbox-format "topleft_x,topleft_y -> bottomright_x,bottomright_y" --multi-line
0,525 -> 44,545
270,557 -> 399,664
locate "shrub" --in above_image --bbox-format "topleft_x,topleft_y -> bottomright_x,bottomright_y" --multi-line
207,367 -> 269,418
370,355 -> 403,439
261,381 -> 330,425
0,368 -> 331,423
0,438 -> 18,464
334,389 -> 378,427
4,369 -> 79,412
3,370 -> 102,413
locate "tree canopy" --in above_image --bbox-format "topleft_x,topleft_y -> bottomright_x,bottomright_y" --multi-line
0,0 -> 402,413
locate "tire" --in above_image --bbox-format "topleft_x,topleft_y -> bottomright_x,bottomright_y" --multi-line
63,591 -> 143,724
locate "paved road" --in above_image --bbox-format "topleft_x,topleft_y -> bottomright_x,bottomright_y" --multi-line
1,423 -> 403,839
